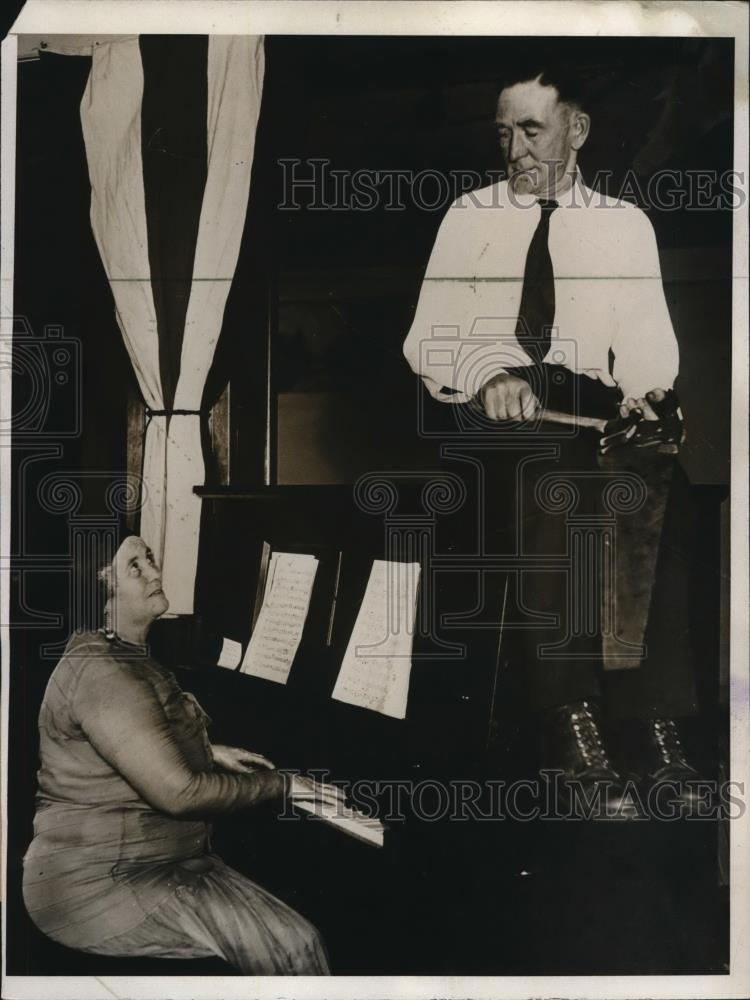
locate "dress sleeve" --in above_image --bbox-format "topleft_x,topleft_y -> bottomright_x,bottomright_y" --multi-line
611,207 -> 679,400
72,658 -> 287,817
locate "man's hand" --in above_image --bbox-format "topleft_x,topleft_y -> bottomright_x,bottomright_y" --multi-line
211,744 -> 275,774
478,372 -> 539,421
619,395 -> 660,420
600,388 -> 684,456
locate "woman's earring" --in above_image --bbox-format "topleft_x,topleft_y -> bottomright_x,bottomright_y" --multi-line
104,604 -> 115,641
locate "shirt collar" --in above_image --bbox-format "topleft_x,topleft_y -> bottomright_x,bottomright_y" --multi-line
554,167 -> 586,208
505,168 -> 585,211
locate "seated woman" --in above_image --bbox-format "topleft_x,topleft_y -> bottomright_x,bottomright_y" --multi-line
23,533 -> 340,974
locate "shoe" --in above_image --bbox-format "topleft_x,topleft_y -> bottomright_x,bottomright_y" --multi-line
541,700 -> 640,819
636,717 -> 708,809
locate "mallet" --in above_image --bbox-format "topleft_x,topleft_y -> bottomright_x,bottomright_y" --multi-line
537,409 -> 607,432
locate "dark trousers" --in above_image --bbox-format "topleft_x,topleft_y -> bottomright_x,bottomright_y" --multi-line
428,365 -> 699,721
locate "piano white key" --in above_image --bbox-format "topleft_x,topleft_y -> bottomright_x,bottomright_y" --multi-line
293,794 -> 385,846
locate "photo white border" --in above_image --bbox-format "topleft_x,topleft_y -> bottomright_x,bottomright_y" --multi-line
2,2 -> 748,999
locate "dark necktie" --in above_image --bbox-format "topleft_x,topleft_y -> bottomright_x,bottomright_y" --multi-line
515,198 -> 558,366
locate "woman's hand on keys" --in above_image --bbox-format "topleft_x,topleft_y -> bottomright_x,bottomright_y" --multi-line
290,774 -> 347,808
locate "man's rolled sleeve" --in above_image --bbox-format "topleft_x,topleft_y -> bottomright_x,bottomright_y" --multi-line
611,207 -> 679,400
403,199 -> 510,402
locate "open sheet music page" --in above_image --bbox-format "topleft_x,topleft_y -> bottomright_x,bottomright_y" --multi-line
332,559 -> 420,720
241,552 -> 318,683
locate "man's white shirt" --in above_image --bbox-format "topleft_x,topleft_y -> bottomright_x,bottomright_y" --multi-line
402,173 -> 679,404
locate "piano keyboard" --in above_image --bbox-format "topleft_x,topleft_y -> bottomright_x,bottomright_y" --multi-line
294,797 -> 385,848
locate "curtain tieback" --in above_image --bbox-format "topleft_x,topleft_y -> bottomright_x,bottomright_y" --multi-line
143,408 -> 208,440
145,407 -> 206,422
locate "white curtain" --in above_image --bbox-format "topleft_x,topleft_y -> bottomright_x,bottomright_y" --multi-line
80,35 -> 264,614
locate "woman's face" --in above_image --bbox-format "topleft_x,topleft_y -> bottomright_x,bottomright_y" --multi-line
111,536 -> 170,624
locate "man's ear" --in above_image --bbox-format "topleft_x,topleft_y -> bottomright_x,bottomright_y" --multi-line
98,565 -> 114,597
569,110 -> 591,151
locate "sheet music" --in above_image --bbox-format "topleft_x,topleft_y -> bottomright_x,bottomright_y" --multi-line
217,636 -> 243,670
332,559 -> 420,720
241,552 -> 319,684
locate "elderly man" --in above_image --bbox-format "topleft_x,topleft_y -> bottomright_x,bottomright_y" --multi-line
403,63 -> 702,811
